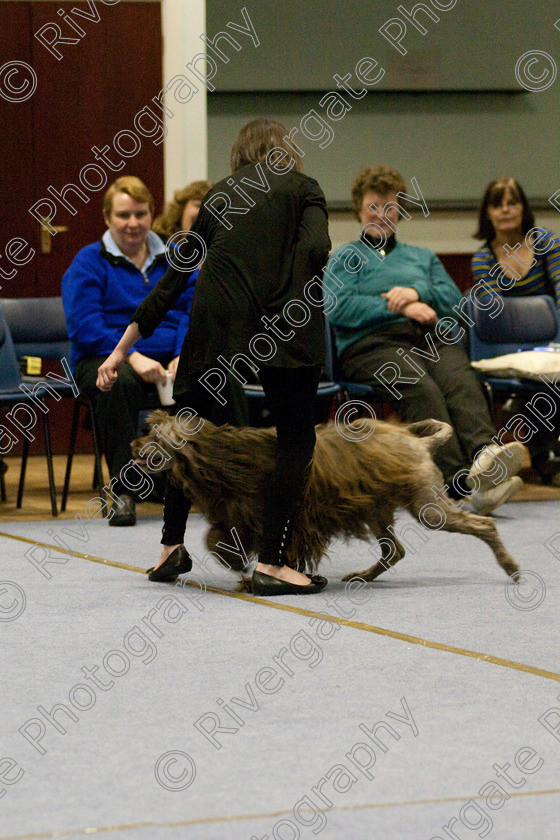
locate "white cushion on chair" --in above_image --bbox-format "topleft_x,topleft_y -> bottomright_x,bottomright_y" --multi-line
471,349 -> 560,381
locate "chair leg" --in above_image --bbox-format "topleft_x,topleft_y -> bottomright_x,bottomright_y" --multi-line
17,437 -> 29,509
481,380 -> 496,425
335,387 -> 346,409
41,408 -> 58,517
87,397 -> 107,516
61,398 -> 80,512
61,396 -> 107,516
0,461 -> 6,502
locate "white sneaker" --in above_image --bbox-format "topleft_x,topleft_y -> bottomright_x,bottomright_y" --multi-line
466,442 -> 526,492
470,476 -> 523,516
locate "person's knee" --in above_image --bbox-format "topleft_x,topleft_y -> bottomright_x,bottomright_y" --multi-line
93,368 -> 152,439
395,377 -> 448,420
104,366 -> 153,410
74,359 -> 103,395
110,360 -> 142,388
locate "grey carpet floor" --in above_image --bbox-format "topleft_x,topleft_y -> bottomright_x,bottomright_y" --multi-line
1,501 -> 559,839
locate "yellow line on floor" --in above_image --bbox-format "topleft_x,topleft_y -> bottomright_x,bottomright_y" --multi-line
0,530 -> 145,574
2,788 -> 559,839
2,530 -> 559,684
211,585 -> 560,683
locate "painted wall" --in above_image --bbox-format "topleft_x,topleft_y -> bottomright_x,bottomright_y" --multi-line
205,1 -> 560,207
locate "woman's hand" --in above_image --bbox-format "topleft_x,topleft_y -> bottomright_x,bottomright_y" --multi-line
96,322 -> 143,391
381,286 -> 419,312
166,356 -> 180,378
128,352 -> 167,384
96,350 -> 127,392
402,301 -> 437,324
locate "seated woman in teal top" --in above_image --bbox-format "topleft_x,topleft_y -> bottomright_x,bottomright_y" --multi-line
471,177 -> 560,484
325,165 -> 525,515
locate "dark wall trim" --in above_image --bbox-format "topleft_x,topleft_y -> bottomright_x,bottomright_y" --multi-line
328,199 -> 557,214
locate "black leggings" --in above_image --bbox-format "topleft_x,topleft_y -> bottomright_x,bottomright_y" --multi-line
161,365 -> 321,567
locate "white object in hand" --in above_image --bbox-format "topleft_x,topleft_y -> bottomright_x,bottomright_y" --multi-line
156,371 -> 176,406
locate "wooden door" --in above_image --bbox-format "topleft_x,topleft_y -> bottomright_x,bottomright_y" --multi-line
1,2 -> 163,455
1,1 -> 163,298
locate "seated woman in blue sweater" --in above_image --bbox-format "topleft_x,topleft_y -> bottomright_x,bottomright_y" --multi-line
325,165 -> 525,515
62,176 -> 197,526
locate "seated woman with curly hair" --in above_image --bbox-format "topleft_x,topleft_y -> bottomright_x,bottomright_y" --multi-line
325,165 -> 526,515
152,180 -> 212,239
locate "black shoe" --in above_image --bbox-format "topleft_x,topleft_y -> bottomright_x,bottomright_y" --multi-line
148,545 -> 193,582
532,448 -> 560,485
108,493 -> 136,527
251,570 -> 328,596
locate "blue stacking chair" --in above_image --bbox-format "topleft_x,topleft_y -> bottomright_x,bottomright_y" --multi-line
1,297 -> 106,515
324,320 -> 398,419
465,294 -> 560,420
242,321 -> 344,425
0,303 -> 60,515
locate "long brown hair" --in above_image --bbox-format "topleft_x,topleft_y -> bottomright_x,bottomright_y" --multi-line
229,118 -> 303,173
474,177 -> 534,241
152,180 -> 212,237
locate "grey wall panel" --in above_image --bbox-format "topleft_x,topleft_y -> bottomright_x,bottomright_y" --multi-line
207,87 -> 557,206
205,1 -> 560,205
206,1 -> 558,91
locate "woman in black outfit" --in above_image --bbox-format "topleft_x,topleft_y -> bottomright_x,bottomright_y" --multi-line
97,119 -> 331,596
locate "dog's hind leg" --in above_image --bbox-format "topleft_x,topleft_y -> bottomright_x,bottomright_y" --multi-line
206,525 -> 254,573
412,496 -> 520,580
343,523 -> 406,582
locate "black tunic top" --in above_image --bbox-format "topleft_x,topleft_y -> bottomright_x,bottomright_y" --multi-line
131,163 -> 330,398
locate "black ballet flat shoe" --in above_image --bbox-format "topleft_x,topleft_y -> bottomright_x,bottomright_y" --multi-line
108,493 -> 136,527
147,546 -> 193,582
251,570 -> 328,596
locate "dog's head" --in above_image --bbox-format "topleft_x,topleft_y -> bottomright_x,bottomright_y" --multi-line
130,408 -> 206,473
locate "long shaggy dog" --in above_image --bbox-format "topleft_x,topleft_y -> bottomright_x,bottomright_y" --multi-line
132,410 -> 520,583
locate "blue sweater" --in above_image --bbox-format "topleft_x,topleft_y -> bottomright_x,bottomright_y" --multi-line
62,231 -> 197,369
325,238 -> 463,356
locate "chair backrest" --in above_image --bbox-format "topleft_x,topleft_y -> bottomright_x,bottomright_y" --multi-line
323,319 -> 339,381
0,306 -> 23,392
466,294 -> 560,361
1,297 -> 72,360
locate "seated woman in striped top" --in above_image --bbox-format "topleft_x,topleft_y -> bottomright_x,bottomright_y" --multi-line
472,177 -> 560,483
472,177 -> 560,307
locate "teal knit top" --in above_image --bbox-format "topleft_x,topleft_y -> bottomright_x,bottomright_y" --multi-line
325,237 -> 463,357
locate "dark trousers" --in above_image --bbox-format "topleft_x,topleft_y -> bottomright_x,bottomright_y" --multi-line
341,324 -> 497,489
160,375 -> 248,545
161,365 -> 321,567
75,357 -> 163,492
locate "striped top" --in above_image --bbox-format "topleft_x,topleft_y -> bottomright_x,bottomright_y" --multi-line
471,230 -> 560,310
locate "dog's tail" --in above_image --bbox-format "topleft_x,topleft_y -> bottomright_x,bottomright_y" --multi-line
406,419 -> 454,454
